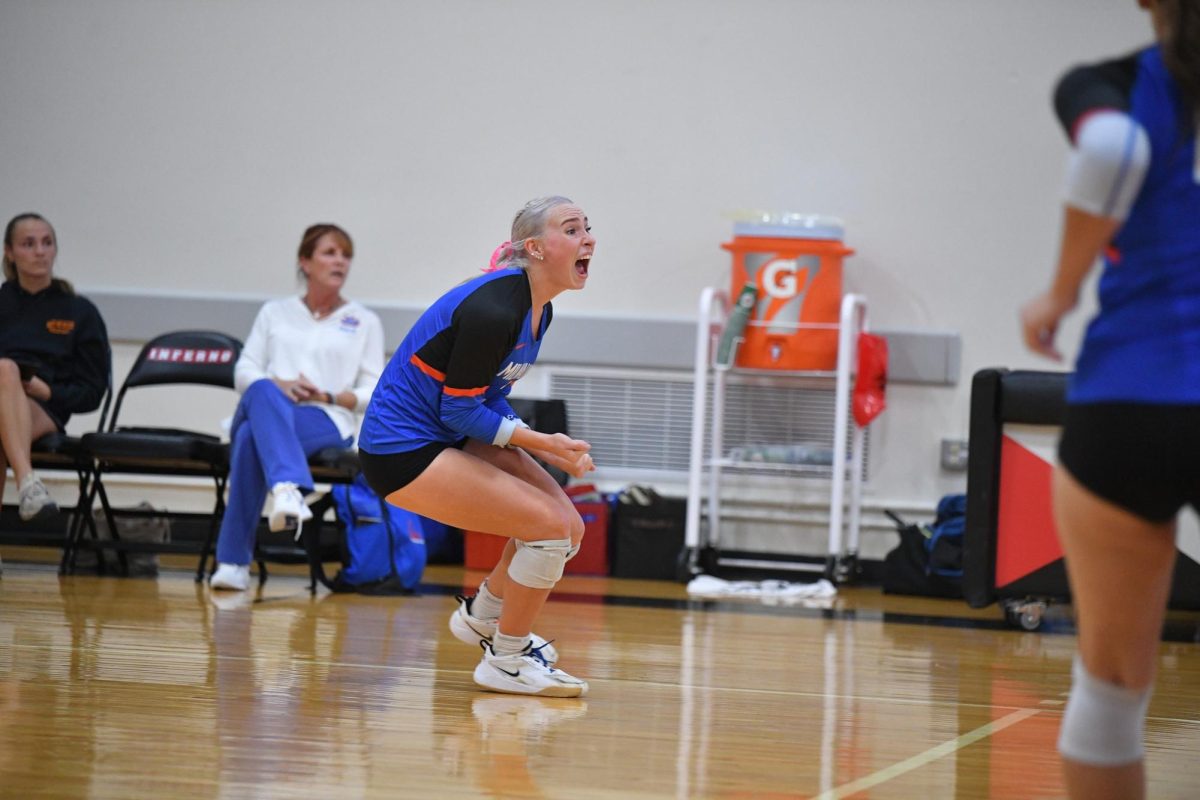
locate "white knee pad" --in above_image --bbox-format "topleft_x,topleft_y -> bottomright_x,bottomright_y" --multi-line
507,538 -> 572,589
1058,655 -> 1152,766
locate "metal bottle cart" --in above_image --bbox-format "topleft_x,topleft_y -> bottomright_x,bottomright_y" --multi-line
683,287 -> 871,583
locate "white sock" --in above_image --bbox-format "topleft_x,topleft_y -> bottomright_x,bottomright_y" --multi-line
492,631 -> 531,656
473,580 -> 504,620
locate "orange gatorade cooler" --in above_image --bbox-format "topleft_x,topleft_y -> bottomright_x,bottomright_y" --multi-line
721,215 -> 853,370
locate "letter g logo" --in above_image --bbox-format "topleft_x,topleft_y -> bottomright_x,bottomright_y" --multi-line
761,259 -> 798,299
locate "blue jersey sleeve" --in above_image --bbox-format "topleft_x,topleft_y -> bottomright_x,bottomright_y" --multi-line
438,298 -> 522,442
484,387 -> 518,422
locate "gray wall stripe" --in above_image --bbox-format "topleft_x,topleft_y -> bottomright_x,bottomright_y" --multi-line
88,290 -> 959,385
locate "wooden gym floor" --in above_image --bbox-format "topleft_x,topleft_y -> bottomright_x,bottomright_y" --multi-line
1,551 -> 1198,799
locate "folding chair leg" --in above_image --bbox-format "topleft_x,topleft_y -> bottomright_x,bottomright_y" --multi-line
196,519 -> 217,582
303,520 -> 320,594
58,469 -> 90,575
303,494 -> 337,594
79,508 -> 104,576
61,472 -> 102,576
94,479 -> 130,577
196,473 -> 229,583
58,503 -> 83,575
59,509 -> 88,576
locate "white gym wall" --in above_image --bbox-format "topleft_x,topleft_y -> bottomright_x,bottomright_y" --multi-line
0,1 -> 1150,545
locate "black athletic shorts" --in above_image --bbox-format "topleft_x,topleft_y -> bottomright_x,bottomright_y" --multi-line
33,398 -> 65,431
358,439 -> 466,498
1058,402 -> 1200,523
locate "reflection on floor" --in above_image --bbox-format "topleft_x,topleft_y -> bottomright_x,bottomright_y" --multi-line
0,557 -> 1198,799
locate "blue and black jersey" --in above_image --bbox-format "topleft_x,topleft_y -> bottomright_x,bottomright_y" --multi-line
359,268 -> 551,454
1055,46 -> 1200,403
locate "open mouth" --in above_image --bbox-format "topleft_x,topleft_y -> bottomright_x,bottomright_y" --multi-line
575,255 -> 591,277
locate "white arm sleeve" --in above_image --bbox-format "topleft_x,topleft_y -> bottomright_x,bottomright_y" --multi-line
492,415 -> 530,448
1064,110 -> 1150,222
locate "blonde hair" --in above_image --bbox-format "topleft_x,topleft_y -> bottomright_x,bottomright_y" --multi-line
490,196 -> 574,270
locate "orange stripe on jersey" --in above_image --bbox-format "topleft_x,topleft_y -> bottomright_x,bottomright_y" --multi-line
444,385 -> 488,398
410,354 -> 446,381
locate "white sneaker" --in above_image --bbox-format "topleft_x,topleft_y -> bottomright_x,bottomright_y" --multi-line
210,562 -> 251,591
17,474 -> 58,522
449,594 -> 559,665
473,641 -> 587,698
268,482 -> 312,533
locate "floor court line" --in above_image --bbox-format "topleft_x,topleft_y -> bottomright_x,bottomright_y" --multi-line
811,707 -> 1043,800
609,677 -> 1040,715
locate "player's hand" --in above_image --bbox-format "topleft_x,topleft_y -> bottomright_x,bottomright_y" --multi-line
527,439 -> 596,479
22,375 -> 51,402
1020,290 -> 1075,361
274,377 -> 317,403
561,450 -> 595,479
295,373 -> 321,400
540,433 -> 590,466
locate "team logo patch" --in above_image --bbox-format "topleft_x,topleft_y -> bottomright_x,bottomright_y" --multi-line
497,361 -> 530,382
339,315 -> 360,331
46,319 -> 75,335
146,347 -> 235,364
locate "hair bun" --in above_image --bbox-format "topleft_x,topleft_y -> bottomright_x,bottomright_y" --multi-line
482,240 -> 512,273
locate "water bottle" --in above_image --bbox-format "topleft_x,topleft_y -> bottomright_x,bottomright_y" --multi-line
716,281 -> 757,367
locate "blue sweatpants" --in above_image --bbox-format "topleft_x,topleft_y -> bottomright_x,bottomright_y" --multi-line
215,379 -> 350,566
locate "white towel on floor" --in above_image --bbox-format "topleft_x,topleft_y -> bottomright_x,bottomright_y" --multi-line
686,575 -> 837,606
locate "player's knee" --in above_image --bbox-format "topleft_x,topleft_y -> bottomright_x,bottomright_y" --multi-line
528,502 -> 580,541
1058,655 -> 1151,766
566,507 -> 585,544
245,378 -> 272,394
565,515 -> 585,561
0,359 -> 19,386
508,537 -> 572,588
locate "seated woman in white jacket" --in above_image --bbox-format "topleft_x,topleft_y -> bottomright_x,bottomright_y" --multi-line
210,223 -> 385,591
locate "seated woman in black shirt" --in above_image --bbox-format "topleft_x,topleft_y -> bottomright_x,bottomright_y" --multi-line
0,213 -> 109,522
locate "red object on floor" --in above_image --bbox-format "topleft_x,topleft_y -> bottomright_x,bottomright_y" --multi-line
463,529 -> 507,571
566,499 -> 609,575
463,485 -> 609,575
